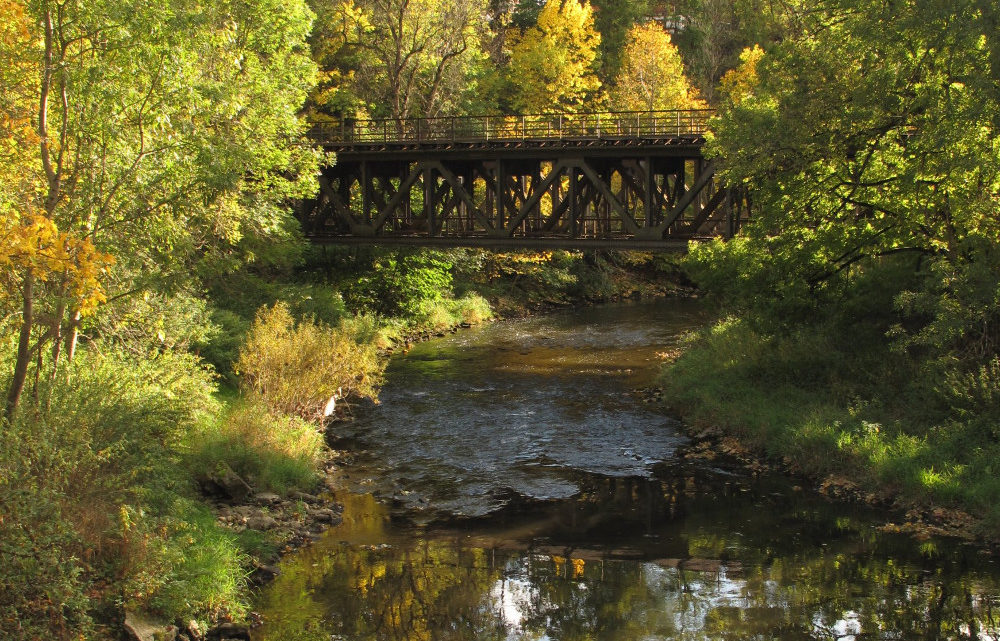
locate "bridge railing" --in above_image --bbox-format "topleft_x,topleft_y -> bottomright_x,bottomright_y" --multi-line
308,109 -> 715,144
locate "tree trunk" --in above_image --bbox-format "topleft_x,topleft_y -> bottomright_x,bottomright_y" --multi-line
65,309 -> 81,363
5,270 -> 35,423
49,297 -> 66,381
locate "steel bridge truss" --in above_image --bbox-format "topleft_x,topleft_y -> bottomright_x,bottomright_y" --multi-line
303,154 -> 747,250
299,110 -> 748,250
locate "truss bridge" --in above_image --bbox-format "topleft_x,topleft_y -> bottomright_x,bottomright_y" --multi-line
299,110 -> 748,250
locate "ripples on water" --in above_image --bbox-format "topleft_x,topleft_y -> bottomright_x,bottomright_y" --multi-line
255,301 -> 1000,641
336,303 -> 701,516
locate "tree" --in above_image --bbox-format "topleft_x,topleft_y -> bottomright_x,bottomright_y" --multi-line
0,0 -> 112,418
590,0 -> 649,81
2,0 -> 319,419
702,0 -> 1000,354
507,0 -> 602,113
342,0 -> 490,122
610,22 -> 705,111
307,0 -> 373,120
665,0 -> 800,103
716,44 -> 763,107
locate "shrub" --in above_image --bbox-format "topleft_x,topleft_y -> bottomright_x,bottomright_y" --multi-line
0,439 -> 92,640
341,249 -> 454,318
414,294 -> 493,331
235,302 -> 384,422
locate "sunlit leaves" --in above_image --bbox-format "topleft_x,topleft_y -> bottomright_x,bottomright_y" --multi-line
0,213 -> 114,317
2,0 -> 319,416
507,0 -> 601,113
324,0 -> 489,120
704,0 -> 1000,316
611,22 -> 705,112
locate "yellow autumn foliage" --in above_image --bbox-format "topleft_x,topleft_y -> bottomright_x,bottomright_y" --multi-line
718,45 -> 765,106
611,22 -> 705,112
508,0 -> 601,113
0,212 -> 115,316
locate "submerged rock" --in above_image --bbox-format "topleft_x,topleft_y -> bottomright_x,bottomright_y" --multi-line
206,622 -> 251,640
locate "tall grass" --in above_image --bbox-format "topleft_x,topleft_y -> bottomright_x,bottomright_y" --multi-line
189,402 -> 323,494
0,350 -> 249,638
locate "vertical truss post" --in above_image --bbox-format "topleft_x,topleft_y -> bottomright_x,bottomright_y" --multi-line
495,159 -> 505,233
423,165 -> 435,235
643,157 -> 655,229
360,161 -> 371,225
569,165 -> 579,238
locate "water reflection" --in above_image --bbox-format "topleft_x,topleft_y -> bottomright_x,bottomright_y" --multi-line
256,484 -> 1000,640
255,302 -> 1000,640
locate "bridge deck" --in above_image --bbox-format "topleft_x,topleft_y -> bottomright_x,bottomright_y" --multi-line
310,109 -> 714,148
299,110 -> 746,250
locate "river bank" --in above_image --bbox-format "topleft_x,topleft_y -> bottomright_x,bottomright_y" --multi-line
658,316 -> 1000,551
194,280 -> 996,641
138,256 -> 695,641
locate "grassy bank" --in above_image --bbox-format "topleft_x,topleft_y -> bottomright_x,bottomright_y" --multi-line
662,313 -> 1000,538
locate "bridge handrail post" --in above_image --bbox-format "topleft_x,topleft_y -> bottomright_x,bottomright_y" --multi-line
521,114 -> 526,140
676,111 -> 681,135
485,116 -> 490,141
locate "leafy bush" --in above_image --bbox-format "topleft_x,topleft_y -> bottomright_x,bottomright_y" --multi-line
0,446 -> 92,640
235,302 -> 384,422
341,249 -> 454,318
414,294 -> 493,331
202,272 -> 350,381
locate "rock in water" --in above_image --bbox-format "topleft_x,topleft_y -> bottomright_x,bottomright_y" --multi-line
206,622 -> 251,640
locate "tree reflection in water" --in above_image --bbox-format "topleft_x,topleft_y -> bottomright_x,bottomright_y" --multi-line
256,481 -> 1000,640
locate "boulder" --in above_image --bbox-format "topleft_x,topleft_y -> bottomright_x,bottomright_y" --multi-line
254,492 -> 281,505
309,508 -> 342,524
124,611 -> 173,641
197,463 -> 252,502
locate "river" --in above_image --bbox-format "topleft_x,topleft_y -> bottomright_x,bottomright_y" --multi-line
254,301 -> 1000,640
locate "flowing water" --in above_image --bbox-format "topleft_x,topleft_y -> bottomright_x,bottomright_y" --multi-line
254,301 -> 1000,640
